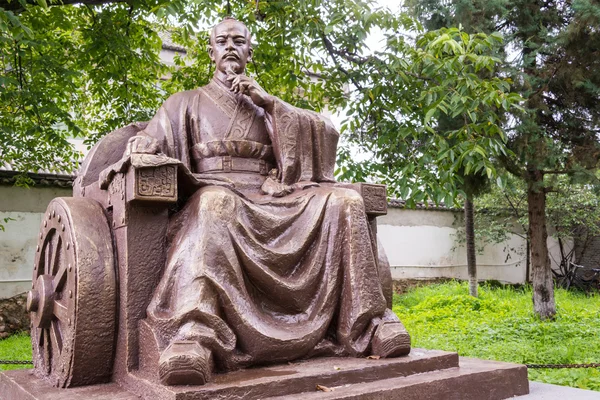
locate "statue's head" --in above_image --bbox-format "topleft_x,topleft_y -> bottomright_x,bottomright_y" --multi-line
208,17 -> 253,75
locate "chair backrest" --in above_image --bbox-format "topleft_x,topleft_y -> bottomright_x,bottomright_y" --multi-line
78,122 -> 148,187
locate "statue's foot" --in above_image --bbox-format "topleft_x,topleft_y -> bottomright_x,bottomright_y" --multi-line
371,321 -> 411,358
158,340 -> 212,386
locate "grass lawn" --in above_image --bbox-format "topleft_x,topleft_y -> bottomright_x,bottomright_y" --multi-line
393,281 -> 600,391
1,281 -> 598,392
0,332 -> 32,371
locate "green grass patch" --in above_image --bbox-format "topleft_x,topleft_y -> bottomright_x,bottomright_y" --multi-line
0,332 -> 32,371
393,280 -> 600,391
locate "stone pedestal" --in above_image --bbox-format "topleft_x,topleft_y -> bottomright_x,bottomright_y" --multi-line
1,349 -> 529,400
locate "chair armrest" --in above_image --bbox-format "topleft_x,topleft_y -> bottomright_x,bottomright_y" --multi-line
125,154 -> 179,204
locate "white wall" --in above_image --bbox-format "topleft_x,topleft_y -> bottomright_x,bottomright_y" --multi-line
0,185 -> 72,298
378,207 -> 572,284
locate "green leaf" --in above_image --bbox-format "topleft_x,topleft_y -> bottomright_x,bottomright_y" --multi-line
425,108 -> 436,125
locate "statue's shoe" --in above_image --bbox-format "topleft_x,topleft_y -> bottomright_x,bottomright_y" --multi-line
159,341 -> 212,386
371,321 -> 411,358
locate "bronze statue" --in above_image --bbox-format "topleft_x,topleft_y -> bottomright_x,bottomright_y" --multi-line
126,17 -> 410,385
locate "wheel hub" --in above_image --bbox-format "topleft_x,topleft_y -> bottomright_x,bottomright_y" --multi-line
29,275 -> 55,329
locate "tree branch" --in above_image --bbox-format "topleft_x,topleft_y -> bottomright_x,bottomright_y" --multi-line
498,154 -> 525,178
1,0 -> 127,13
320,33 -> 364,91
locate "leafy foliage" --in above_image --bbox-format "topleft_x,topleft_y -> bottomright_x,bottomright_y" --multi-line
1,1 -> 166,177
1,0 -> 519,204
394,281 -> 600,391
335,26 -> 521,207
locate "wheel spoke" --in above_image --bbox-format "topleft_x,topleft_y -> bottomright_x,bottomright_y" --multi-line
50,320 -> 63,354
51,236 -> 62,276
36,327 -> 43,346
43,328 -> 51,374
53,261 -> 67,292
53,300 -> 69,323
44,241 -> 52,276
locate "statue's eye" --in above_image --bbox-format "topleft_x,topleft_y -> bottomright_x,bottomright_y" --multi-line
235,40 -> 245,45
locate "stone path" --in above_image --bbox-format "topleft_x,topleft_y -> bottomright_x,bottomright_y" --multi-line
518,382 -> 600,399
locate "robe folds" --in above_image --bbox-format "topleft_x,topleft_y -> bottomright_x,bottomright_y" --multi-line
142,78 -> 399,371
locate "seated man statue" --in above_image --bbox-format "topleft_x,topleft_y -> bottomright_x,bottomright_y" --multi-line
127,16 -> 410,385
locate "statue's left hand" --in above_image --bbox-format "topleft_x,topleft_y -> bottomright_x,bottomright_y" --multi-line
227,73 -> 274,111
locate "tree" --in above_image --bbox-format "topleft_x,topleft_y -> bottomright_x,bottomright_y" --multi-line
436,106 -> 493,298
405,0 -> 600,319
400,0 -> 503,299
2,0 -> 518,171
333,25 -> 521,300
1,0 -> 167,182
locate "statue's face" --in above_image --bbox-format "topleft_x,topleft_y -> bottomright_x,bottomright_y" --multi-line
209,20 -> 252,75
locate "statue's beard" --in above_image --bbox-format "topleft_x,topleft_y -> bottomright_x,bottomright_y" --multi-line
223,60 -> 243,75
225,64 -> 236,76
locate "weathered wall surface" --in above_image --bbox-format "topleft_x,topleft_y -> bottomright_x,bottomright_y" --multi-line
0,185 -> 72,298
378,207 -> 572,284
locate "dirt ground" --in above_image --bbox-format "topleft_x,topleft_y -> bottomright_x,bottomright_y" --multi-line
0,293 -> 28,339
392,278 -> 452,295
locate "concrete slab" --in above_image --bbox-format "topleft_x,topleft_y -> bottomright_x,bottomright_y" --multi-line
517,381 -> 600,399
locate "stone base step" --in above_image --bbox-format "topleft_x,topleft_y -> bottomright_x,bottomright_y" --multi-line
1,350 -> 529,400
0,369 -> 138,400
121,348 -> 458,400
264,357 -> 529,400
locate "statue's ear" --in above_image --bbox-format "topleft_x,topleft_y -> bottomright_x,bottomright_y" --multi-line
208,45 -> 215,62
248,46 -> 253,63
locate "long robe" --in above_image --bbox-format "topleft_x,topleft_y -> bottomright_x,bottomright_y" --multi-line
142,78 -> 398,371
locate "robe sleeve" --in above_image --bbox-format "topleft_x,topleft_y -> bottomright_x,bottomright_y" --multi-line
134,91 -> 195,171
265,98 -> 339,185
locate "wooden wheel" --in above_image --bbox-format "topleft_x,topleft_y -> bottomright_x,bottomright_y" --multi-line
28,197 -> 116,387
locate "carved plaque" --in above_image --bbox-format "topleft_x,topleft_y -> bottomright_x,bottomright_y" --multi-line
361,184 -> 387,216
129,165 -> 177,203
109,173 -> 124,197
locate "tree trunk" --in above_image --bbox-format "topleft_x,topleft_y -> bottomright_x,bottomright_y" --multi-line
525,238 -> 531,283
527,169 -> 556,319
465,196 -> 478,297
